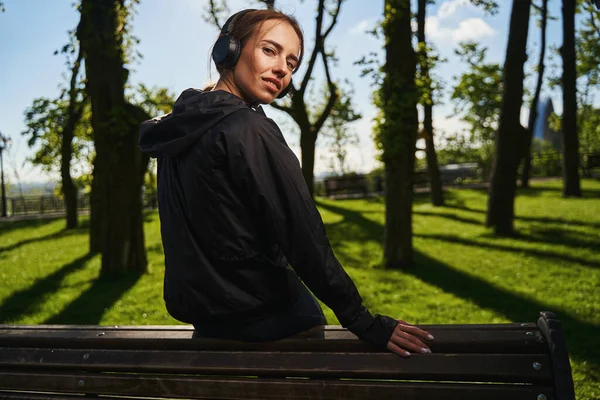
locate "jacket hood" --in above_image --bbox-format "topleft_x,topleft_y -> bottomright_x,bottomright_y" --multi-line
139,89 -> 251,158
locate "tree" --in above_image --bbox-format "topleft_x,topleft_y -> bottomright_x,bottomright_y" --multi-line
561,0 -> 581,197
77,0 -> 148,274
206,0 -> 345,196
574,2 -> 600,158
451,42 -> 503,176
319,81 -> 362,175
417,0 -> 443,206
61,46 -> 84,228
21,31 -> 86,228
376,0 -> 419,268
486,0 -> 531,235
22,85 -> 174,196
521,0 -> 549,188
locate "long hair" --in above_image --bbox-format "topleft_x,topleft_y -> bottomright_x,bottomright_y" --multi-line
203,9 -> 304,91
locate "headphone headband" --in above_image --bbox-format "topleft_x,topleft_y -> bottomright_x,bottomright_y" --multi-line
220,9 -> 257,35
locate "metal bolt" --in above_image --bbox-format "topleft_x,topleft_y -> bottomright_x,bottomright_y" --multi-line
533,362 -> 542,371
78,380 -> 85,387
83,353 -> 89,360
537,394 -> 547,400
97,332 -> 105,337
526,331 -> 535,336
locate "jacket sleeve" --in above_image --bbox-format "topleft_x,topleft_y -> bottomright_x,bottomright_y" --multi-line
227,115 -> 397,347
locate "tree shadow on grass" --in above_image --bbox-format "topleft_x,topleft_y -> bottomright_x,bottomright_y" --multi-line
445,203 -> 600,230
404,251 -> 600,374
44,270 -> 143,325
417,233 -> 600,269
0,252 -> 96,323
518,186 -> 600,199
413,210 -> 483,226
0,216 -> 64,238
0,227 -> 86,255
316,199 -> 599,376
479,227 -> 600,252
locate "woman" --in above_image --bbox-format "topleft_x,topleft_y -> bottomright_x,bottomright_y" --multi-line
139,8 -> 433,357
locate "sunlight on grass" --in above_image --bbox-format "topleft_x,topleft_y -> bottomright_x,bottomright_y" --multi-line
1,179 -> 599,398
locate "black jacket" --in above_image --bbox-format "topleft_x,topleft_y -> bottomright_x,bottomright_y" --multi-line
139,89 -> 397,347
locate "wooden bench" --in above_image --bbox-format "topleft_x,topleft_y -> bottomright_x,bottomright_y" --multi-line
324,175 -> 369,198
0,311 -> 575,400
585,153 -> 600,177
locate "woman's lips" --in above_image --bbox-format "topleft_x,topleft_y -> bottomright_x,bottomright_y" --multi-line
263,79 -> 279,93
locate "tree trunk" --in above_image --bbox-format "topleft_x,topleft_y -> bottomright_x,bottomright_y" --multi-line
61,107 -> 80,230
417,0 -> 443,206
486,0 -> 531,235
61,49 -> 84,230
77,0 -> 147,275
300,127 -> 317,197
561,0 -> 582,197
521,0 -> 547,189
382,0 -> 418,268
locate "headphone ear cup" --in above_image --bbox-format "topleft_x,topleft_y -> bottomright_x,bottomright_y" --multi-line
212,35 -> 241,69
277,79 -> 293,99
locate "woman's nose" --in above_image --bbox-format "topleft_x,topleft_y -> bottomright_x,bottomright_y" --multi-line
273,57 -> 287,76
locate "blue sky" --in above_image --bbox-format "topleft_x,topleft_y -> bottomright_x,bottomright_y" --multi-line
0,0 -> 566,183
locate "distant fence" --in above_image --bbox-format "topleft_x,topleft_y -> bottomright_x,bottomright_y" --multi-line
1,152 -> 598,217
0,193 -> 158,218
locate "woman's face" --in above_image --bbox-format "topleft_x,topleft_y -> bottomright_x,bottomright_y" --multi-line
231,19 -> 300,105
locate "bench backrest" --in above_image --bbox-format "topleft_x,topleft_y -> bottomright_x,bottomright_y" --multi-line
0,312 -> 575,400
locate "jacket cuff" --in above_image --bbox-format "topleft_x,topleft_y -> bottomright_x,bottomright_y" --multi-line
344,307 -> 398,348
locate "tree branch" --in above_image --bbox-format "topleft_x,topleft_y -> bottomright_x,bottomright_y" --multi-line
207,0 -> 226,29
313,46 -> 338,135
300,0 -> 326,94
589,5 -> 600,37
269,100 -> 292,114
257,0 -> 275,9
322,0 -> 343,40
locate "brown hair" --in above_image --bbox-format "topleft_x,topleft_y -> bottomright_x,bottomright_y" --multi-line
204,9 -> 304,91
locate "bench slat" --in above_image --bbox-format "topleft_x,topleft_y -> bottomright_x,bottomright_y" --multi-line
0,372 -> 556,400
0,348 -> 553,383
0,323 -> 538,332
0,327 -> 547,354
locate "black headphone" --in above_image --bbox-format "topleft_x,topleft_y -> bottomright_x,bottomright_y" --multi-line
211,9 -> 292,99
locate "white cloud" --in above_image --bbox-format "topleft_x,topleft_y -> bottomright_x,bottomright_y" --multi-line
426,16 -> 496,43
438,0 -> 471,20
424,0 -> 497,44
451,18 -> 496,42
349,19 -> 373,35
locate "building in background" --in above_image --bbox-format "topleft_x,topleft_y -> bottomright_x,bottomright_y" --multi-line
532,97 -> 561,150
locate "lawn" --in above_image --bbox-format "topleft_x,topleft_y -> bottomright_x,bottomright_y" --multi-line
1,179 -> 599,398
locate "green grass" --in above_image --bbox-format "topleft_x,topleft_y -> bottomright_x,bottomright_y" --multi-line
1,179 -> 599,398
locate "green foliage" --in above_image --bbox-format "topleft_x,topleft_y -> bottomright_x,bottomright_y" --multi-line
578,105 -> 600,154
449,41 -> 502,172
452,42 -> 503,146
372,1 -> 419,163
469,0 -> 499,15
21,98 -> 93,182
318,80 -> 362,175
530,138 -> 562,177
1,180 -> 600,398
21,85 -> 176,194
128,84 -> 176,117
415,42 -> 447,109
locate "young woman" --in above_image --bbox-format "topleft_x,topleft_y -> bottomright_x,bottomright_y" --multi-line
139,8 -> 433,357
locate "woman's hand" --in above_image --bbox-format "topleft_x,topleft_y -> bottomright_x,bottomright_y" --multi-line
386,319 -> 434,357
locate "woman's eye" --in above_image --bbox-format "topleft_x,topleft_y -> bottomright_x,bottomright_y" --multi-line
263,47 -> 275,55
287,61 -> 296,70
